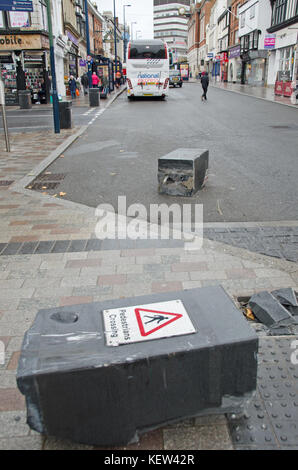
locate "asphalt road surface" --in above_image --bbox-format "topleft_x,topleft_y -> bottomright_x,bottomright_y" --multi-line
35,84 -> 298,223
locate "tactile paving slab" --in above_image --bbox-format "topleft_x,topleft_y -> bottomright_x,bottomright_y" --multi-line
227,336 -> 298,449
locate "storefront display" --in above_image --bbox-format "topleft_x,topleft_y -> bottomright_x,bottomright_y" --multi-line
1,63 -> 18,105
0,30 -> 50,105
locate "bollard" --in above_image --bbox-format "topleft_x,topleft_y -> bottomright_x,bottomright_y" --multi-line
89,88 -> 100,107
18,90 -> 32,110
17,286 -> 258,446
158,148 -> 209,197
58,101 -> 72,129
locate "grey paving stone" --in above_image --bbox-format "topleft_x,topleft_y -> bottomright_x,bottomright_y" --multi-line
1,243 -> 22,256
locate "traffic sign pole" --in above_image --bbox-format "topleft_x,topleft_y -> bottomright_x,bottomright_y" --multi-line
84,0 -> 92,89
46,0 -> 60,134
0,79 -> 10,152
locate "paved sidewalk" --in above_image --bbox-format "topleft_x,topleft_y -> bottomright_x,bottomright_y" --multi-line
0,90 -> 297,450
188,78 -> 297,107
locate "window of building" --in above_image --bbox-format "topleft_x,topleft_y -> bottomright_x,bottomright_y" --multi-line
0,12 -> 5,28
272,0 -> 287,26
244,34 -> 249,50
240,12 -> 245,28
250,5 -> 255,19
235,29 -> 239,44
249,31 -> 253,49
39,0 -> 48,31
253,29 -> 258,49
9,12 -> 30,28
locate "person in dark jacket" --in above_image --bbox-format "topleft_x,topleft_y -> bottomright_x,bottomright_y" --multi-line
81,73 -> 89,95
68,75 -> 77,99
201,71 -> 209,101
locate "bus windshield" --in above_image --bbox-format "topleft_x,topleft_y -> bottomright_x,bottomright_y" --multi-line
129,43 -> 167,60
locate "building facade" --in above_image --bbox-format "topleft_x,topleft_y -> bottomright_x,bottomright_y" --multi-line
0,0 -> 50,105
238,0 -> 272,85
154,0 -> 191,63
0,1 -> 125,103
187,3 -> 200,77
266,0 -> 298,89
228,0 -> 246,83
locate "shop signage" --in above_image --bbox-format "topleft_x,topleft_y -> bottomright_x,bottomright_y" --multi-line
0,34 -> 48,51
0,1 -> 33,12
264,34 -> 276,49
228,45 -> 241,59
79,59 -> 87,67
66,30 -> 79,47
207,52 -> 214,58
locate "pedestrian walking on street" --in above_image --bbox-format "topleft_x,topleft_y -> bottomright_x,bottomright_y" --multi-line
81,73 -> 89,95
92,72 -> 100,88
68,75 -> 77,99
201,71 -> 209,102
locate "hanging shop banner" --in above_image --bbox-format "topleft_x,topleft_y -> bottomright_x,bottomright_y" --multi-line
264,34 -> 276,49
0,1 -> 33,12
228,45 -> 241,59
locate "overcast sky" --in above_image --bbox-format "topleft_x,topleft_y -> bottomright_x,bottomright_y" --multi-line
94,0 -> 154,39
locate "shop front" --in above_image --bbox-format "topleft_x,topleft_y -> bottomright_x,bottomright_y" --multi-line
266,30 -> 297,98
64,30 -> 79,95
0,32 -> 50,105
228,45 -> 242,83
219,52 -> 229,82
211,55 -> 221,81
240,49 -> 267,86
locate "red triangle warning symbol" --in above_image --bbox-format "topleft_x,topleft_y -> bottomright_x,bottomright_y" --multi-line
135,308 -> 183,337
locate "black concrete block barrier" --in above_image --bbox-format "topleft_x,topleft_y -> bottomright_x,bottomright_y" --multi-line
17,286 -> 258,446
58,101 -> 72,129
89,88 -> 100,107
158,148 -> 209,196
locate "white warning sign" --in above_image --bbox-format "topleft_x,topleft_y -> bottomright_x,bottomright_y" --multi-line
103,299 -> 196,347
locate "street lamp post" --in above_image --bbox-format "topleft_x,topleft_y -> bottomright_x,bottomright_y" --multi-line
113,0 -> 118,79
84,0 -> 92,88
123,4 -> 131,63
45,0 -> 60,134
131,21 -> 137,41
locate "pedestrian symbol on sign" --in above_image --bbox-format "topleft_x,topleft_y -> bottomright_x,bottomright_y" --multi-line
144,314 -> 169,325
135,308 -> 183,337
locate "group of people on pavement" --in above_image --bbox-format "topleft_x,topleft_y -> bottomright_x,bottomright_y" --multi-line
68,72 -> 110,99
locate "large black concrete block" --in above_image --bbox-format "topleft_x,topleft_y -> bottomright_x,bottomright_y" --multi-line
58,101 -> 72,129
19,90 -> 32,109
89,88 -> 100,107
158,148 -> 209,196
17,286 -> 258,446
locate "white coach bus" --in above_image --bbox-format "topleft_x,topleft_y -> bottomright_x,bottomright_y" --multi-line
126,40 -> 170,100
